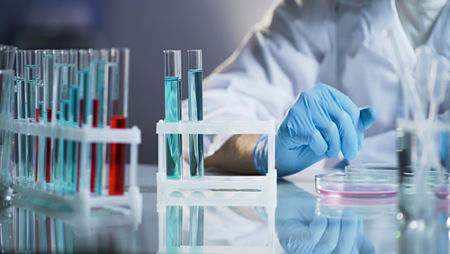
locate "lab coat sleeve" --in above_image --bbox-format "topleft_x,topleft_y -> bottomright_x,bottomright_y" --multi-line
182,0 -> 334,157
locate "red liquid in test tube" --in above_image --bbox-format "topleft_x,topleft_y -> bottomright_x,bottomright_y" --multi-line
108,116 -> 126,195
45,108 -> 52,183
90,99 -> 99,193
35,108 -> 39,182
76,99 -> 84,192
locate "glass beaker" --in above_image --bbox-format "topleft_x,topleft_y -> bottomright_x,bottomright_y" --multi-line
397,119 -> 449,254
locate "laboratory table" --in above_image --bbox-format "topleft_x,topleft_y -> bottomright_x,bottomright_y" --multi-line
0,165 -> 446,253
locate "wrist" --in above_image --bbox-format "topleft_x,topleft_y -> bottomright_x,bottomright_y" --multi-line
253,134 -> 268,175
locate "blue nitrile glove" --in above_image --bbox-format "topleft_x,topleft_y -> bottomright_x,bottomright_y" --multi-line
253,84 -> 377,176
276,181 -> 375,254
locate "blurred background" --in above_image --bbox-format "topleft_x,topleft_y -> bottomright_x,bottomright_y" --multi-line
0,0 -> 274,164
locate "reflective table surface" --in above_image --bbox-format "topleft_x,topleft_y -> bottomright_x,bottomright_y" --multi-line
0,165 -> 447,253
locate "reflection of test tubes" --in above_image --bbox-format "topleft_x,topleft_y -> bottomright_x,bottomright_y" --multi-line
108,48 -> 129,195
187,50 -> 204,246
164,50 -> 182,179
187,49 -> 204,177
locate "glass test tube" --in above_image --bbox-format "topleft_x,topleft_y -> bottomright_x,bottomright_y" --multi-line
164,50 -> 182,179
41,50 -> 61,185
0,44 -> 17,183
75,49 -> 93,192
52,50 -> 77,191
0,45 -> 18,183
15,50 -> 26,182
61,49 -> 80,192
89,49 -> 108,194
108,48 -> 129,195
0,70 -> 15,182
187,49 -> 204,177
24,50 -> 40,181
187,49 -> 204,246
164,50 -> 182,250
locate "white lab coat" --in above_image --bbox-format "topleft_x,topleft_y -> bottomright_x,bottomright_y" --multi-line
184,0 -> 450,169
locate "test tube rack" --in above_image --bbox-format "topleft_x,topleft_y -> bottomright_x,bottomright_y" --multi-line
156,120 -> 277,254
0,117 -> 143,229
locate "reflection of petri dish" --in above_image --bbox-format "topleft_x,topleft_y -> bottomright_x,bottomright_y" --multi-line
436,184 -> 449,199
345,163 -> 397,174
316,196 -> 397,219
315,172 -> 397,197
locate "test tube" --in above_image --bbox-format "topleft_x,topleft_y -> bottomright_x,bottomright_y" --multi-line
0,44 -> 17,183
0,44 -> 17,70
24,50 -> 41,181
52,50 -> 77,190
75,49 -> 97,192
15,50 -> 26,182
187,50 -> 204,246
163,50 -> 182,250
69,49 -> 89,192
187,49 -> 204,177
0,70 -> 15,182
107,48 -> 129,195
164,50 -> 182,179
89,49 -> 108,194
59,49 -> 79,191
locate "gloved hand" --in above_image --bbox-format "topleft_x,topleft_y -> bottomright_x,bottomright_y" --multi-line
276,180 -> 375,254
253,84 -> 377,176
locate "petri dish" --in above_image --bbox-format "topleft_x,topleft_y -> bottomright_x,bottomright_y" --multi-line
315,172 -> 397,197
345,163 -> 397,174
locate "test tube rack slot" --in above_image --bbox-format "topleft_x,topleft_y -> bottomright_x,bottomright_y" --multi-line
156,119 -> 277,254
0,118 -> 143,229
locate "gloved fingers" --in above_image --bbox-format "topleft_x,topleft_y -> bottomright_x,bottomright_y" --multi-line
321,84 -> 360,125
328,109 -> 358,160
308,129 -> 329,156
357,107 -> 378,131
356,107 -> 378,150
313,218 -> 340,253
316,122 -> 341,158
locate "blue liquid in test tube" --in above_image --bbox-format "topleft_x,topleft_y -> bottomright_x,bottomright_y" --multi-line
164,50 -> 182,179
164,50 -> 182,249
187,49 -> 204,246
188,49 -> 204,177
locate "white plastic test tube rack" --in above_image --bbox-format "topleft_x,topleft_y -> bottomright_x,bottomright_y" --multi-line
156,119 -> 277,254
0,118 -> 143,229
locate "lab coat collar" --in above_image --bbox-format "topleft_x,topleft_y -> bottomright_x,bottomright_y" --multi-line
425,1 -> 450,58
355,0 -> 416,71
354,0 -> 449,72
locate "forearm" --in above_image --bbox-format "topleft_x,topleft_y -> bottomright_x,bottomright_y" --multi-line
204,134 -> 262,175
